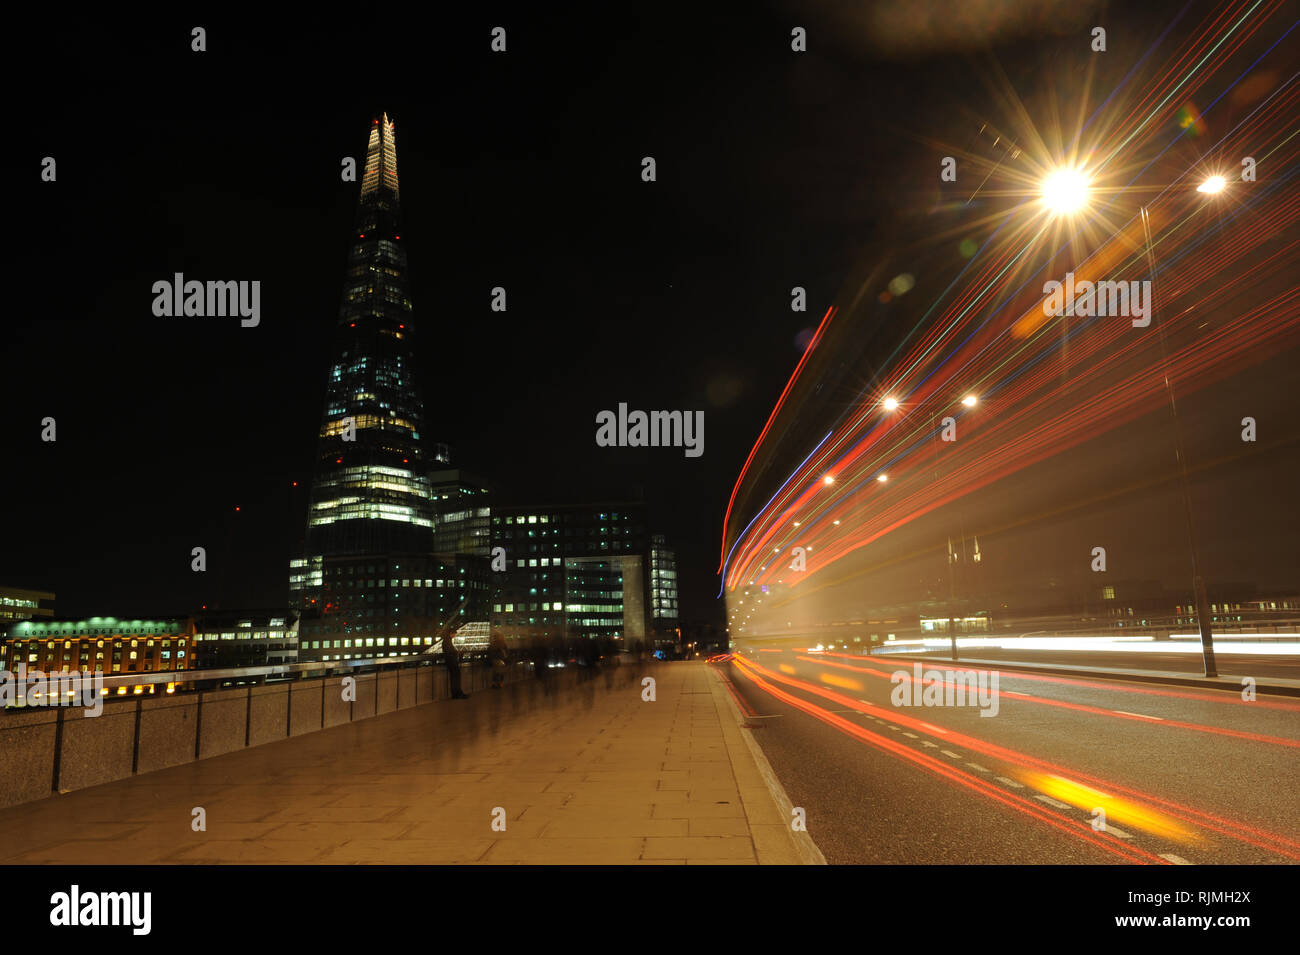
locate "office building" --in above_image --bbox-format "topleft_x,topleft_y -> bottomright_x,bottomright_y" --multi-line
0,586 -> 54,624
191,611 -> 299,668
488,503 -> 657,647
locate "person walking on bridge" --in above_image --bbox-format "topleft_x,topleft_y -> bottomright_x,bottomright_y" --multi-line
489,631 -> 508,689
443,633 -> 469,700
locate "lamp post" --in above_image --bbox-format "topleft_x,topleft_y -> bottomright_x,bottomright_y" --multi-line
1038,165 -> 1217,676
930,395 -> 978,661
930,410 -> 959,660
1140,202 -> 1217,676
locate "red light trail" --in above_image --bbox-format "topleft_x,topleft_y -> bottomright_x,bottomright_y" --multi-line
720,0 -> 1300,595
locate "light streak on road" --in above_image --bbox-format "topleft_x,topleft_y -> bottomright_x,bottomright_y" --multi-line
731,655 -> 1172,863
799,653 -> 1300,748
733,653 -> 1300,859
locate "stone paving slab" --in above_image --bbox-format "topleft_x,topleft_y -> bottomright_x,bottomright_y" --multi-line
0,663 -> 816,864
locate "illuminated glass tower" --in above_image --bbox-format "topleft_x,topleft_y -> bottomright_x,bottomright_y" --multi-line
304,112 -> 433,562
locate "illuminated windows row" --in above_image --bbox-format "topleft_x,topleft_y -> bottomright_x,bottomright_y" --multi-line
308,636 -> 435,649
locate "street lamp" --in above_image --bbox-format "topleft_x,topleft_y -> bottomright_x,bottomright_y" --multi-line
1041,167 -> 1092,215
1196,175 -> 1226,195
882,396 -> 900,411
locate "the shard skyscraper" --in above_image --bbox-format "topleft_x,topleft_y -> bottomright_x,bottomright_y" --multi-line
307,112 -> 435,555
290,113 -> 446,633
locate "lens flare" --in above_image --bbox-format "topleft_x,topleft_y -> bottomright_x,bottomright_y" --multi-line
1041,167 -> 1091,214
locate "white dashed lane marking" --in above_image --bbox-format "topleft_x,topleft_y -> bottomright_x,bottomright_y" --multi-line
1160,853 -> 1193,865
851,717 -> 1140,846
1035,794 -> 1073,810
1113,710 -> 1164,721
845,717 -> 1149,846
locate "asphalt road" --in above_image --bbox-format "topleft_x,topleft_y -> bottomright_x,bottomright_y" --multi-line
720,648 -> 1300,864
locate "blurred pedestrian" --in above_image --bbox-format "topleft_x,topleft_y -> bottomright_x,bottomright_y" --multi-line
443,633 -> 469,699
489,632 -> 508,689
528,632 -> 549,687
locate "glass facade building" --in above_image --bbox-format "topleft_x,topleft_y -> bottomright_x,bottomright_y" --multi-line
0,585 -> 54,623
650,534 -> 679,638
191,612 -> 299,668
429,469 -> 492,558
295,554 -> 490,662
305,112 -> 434,560
292,112 -> 446,652
488,504 -> 654,647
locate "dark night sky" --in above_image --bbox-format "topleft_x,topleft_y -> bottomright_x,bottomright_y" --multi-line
11,1 -> 1277,626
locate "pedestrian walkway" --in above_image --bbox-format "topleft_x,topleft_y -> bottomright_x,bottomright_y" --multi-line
0,662 -> 815,864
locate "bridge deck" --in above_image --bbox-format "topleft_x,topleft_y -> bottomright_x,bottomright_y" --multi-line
0,663 -> 806,865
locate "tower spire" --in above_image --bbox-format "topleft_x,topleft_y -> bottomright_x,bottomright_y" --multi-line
360,112 -> 400,201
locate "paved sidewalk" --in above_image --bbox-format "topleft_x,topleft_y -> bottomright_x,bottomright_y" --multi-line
0,662 -> 813,864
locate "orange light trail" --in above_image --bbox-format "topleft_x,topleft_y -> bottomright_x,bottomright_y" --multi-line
797,654 -> 1300,749
734,653 -> 1300,859
727,658 -> 1172,863
718,0 -> 1300,594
